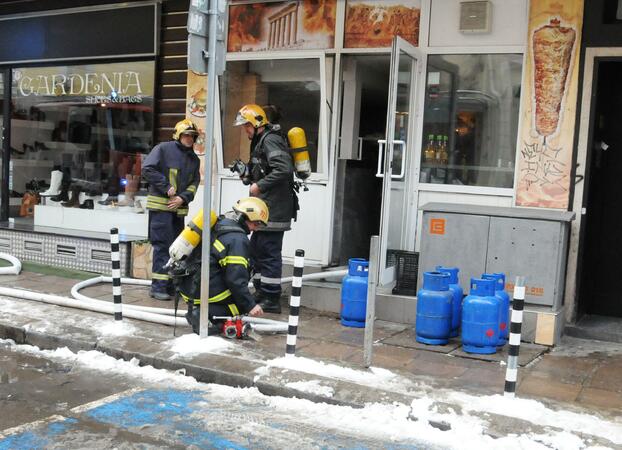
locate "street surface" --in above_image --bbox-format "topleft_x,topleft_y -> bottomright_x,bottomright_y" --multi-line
0,341 -> 427,449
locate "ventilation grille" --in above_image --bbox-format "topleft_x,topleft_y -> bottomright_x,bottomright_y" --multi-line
56,244 -> 77,257
24,240 -> 43,253
91,249 -> 111,262
459,1 -> 492,33
0,237 -> 10,249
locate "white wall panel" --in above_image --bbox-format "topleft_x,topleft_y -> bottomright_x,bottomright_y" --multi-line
219,177 -> 329,264
428,0 -> 528,48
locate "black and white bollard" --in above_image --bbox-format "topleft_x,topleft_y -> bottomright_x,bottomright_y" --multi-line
110,227 -> 123,321
286,249 -> 305,357
504,276 -> 525,397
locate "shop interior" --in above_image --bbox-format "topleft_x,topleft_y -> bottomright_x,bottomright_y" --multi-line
6,64 -> 154,229
579,60 -> 622,319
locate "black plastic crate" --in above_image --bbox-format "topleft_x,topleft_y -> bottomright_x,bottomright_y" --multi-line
392,250 -> 419,296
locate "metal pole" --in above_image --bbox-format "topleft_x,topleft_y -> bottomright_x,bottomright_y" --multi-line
285,249 -> 305,357
504,276 -> 525,397
109,228 -> 122,321
363,235 -> 380,368
198,0 -> 219,338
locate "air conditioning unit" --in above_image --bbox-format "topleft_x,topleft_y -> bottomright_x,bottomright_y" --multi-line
459,1 -> 492,33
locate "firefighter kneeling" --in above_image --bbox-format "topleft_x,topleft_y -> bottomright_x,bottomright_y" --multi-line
171,197 -> 268,336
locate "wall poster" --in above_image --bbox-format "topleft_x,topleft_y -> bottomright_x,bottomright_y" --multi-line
344,0 -> 421,48
515,1 -> 584,209
186,70 -> 207,183
227,0 -> 336,52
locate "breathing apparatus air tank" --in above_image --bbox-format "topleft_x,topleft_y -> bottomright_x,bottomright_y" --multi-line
287,127 -> 312,180
167,208 -> 218,264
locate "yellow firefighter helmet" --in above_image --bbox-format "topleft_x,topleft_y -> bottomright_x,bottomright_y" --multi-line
172,119 -> 199,140
233,197 -> 269,225
233,104 -> 269,128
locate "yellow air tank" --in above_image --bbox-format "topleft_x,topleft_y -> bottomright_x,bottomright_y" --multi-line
287,127 -> 312,180
168,208 -> 217,262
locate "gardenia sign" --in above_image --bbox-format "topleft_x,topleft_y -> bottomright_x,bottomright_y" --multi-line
14,69 -> 145,103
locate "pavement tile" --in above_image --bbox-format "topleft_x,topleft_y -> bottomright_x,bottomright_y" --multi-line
297,340 -> 363,363
380,328 -> 461,353
576,387 -> 622,413
517,374 -> 582,403
525,356 -> 597,385
586,365 -> 622,393
404,358 -> 470,378
453,367 -> 507,391
366,343 -> 419,370
450,342 -> 547,367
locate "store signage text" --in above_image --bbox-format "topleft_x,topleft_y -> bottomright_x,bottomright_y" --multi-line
15,70 -> 144,98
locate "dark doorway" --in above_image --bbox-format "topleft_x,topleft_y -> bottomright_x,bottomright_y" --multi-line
332,55 -> 390,265
580,60 -> 622,317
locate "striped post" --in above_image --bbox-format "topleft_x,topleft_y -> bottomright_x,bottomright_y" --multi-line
286,249 -> 305,357
504,276 -> 525,397
110,228 -> 123,321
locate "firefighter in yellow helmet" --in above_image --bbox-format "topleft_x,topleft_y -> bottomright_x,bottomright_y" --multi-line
233,104 -> 296,314
142,118 -> 201,301
177,197 -> 268,334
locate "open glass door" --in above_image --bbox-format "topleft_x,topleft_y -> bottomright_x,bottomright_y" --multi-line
0,70 -> 6,221
377,36 -> 424,286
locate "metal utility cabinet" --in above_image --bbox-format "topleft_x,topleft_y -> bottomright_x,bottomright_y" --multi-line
418,203 -> 575,346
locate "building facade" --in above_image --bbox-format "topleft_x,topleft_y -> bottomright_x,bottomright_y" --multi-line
0,0 -> 621,343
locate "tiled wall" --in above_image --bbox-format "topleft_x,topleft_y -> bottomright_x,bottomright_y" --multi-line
0,229 -> 130,276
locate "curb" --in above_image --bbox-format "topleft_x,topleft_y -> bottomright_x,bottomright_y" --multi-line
0,321 -> 366,409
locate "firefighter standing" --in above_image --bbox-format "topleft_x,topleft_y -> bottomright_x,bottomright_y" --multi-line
233,104 -> 296,314
173,197 -> 267,333
142,119 -> 201,300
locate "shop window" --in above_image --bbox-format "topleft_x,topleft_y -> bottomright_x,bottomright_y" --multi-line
219,59 -> 322,172
420,54 -> 522,189
10,61 -> 154,224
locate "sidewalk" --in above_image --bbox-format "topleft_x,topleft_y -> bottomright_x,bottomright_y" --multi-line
1,269 -> 621,425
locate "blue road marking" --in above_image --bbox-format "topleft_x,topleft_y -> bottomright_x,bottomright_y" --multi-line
85,389 -> 246,449
0,389 -> 419,449
0,418 -> 77,450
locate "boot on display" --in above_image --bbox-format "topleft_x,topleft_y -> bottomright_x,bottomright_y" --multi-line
39,170 -> 63,196
61,186 -> 81,207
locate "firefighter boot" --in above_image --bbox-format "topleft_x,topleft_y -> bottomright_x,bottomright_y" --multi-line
256,292 -> 282,314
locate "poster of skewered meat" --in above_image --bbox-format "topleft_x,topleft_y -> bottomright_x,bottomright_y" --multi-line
515,1 -> 583,209
344,0 -> 420,48
227,1 -> 336,52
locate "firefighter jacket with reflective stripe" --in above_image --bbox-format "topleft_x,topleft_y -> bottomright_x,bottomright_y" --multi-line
248,127 -> 295,230
178,217 -> 256,314
142,140 -> 200,217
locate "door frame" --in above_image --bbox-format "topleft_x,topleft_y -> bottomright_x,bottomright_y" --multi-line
567,48 -> 622,322
377,36 -> 426,286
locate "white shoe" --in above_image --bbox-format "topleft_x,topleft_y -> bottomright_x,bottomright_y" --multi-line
40,170 -> 63,196
134,199 -> 145,214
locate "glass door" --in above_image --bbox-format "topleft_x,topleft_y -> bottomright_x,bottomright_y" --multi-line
378,36 -> 424,286
0,70 -> 6,221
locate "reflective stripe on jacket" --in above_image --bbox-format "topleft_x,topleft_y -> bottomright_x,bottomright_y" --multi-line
142,140 -> 200,217
177,217 -> 256,313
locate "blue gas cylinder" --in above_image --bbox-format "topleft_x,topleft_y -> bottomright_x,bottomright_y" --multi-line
436,266 -> 463,338
462,278 -> 500,354
340,258 -> 369,327
415,271 -> 452,345
482,273 -> 510,346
